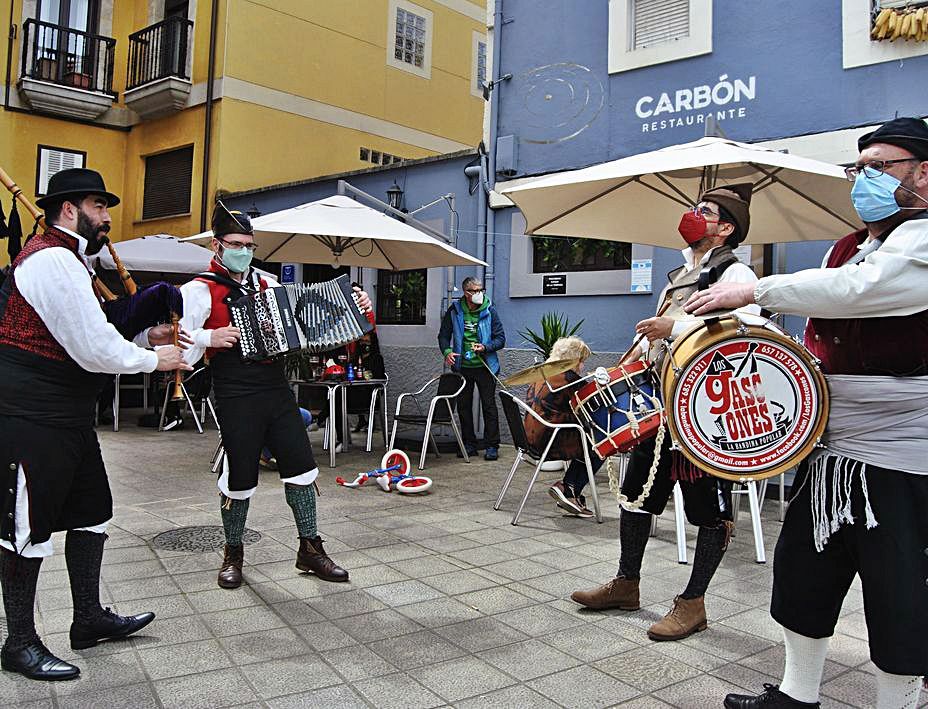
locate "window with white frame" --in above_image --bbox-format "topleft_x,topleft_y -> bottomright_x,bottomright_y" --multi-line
36,146 -> 85,195
471,31 -> 487,98
608,0 -> 712,74
387,0 -> 432,79
842,0 -> 928,68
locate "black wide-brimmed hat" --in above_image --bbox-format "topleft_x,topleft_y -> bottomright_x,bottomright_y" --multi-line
700,182 -> 753,243
211,200 -> 253,237
35,168 -> 120,209
857,117 -> 928,160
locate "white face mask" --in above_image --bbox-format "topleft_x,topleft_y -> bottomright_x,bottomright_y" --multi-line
469,291 -> 484,306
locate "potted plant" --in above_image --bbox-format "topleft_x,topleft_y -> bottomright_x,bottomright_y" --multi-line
518,311 -> 585,361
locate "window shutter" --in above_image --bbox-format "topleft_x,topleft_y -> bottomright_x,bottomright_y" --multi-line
633,0 -> 690,50
142,146 -> 193,220
37,147 -> 84,195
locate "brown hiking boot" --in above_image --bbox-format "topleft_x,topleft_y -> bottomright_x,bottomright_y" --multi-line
570,577 -> 640,610
648,595 -> 707,641
296,536 -> 349,582
217,544 -> 244,589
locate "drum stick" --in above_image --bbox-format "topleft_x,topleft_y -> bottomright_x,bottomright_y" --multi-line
618,300 -> 672,364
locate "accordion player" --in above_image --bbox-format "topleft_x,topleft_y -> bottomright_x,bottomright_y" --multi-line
229,274 -> 374,361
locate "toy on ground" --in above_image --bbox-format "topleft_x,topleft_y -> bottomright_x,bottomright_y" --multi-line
335,449 -> 433,494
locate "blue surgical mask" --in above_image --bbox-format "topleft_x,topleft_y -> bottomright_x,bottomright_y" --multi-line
850,171 -> 902,223
221,246 -> 253,273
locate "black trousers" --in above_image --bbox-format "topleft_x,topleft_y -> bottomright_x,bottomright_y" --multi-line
621,434 -> 733,526
771,460 -> 928,675
458,366 -> 500,449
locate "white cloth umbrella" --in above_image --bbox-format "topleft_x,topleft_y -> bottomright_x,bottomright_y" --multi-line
502,137 -> 861,249
98,234 -> 214,273
184,195 -> 486,270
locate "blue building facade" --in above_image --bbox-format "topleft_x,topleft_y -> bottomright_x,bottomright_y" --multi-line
227,0 -> 928,359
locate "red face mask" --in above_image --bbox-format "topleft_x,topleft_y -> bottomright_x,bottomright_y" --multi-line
677,210 -> 719,244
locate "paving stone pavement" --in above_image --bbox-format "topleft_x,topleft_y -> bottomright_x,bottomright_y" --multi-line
1,417 -> 923,709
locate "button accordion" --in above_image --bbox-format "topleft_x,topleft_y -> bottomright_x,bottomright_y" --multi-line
229,275 -> 374,361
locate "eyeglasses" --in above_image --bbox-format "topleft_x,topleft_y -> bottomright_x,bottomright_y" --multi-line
693,205 -> 719,218
464,288 -> 485,294
844,158 -> 921,182
219,239 -> 258,252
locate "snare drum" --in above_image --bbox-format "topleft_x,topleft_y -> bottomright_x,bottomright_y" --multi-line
661,315 -> 828,482
570,360 -> 664,459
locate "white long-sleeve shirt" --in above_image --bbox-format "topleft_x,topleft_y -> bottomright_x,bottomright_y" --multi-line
638,246 -> 761,354
13,227 -> 158,374
755,218 -> 928,318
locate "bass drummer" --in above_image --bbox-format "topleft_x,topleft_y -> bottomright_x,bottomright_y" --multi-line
688,118 -> 928,709
571,183 -> 761,642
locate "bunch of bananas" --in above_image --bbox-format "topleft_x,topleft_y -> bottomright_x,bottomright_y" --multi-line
871,6 -> 928,41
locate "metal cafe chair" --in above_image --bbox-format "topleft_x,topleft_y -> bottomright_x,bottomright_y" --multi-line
496,389 -> 602,526
388,372 -> 469,470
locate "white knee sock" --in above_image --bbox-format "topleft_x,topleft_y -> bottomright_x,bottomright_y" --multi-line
779,627 -> 829,704
874,667 -> 922,709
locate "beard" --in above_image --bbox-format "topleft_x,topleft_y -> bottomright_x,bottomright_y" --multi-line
894,171 -> 928,211
76,210 -> 111,255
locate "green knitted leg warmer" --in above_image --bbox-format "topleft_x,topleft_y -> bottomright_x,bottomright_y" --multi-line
284,483 -> 317,539
220,495 -> 250,546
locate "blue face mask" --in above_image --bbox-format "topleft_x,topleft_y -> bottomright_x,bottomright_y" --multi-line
850,170 -> 902,223
220,245 -> 253,273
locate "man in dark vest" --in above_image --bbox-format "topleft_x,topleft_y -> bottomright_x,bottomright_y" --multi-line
0,169 -> 189,680
571,184 -> 760,642
179,203 -> 354,590
689,119 -> 928,709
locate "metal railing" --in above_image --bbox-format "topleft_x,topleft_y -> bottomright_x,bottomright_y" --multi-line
126,15 -> 193,92
20,18 -> 117,97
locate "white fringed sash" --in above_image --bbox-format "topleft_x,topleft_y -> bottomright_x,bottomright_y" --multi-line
803,374 -> 928,551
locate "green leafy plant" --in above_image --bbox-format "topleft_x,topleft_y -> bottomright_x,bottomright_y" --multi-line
518,312 -> 585,360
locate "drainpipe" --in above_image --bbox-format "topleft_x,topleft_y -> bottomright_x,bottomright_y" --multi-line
484,0 -> 505,300
199,0 -> 220,231
5,0 -> 15,111
464,158 -> 486,286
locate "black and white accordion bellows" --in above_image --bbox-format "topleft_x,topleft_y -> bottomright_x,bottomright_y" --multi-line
229,275 -> 374,361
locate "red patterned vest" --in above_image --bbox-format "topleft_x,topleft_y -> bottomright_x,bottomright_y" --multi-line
0,227 -> 91,362
196,259 -> 268,360
803,226 -> 928,376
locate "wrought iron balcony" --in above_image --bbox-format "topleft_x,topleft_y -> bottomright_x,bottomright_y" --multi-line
20,18 -> 116,96
127,15 -> 193,92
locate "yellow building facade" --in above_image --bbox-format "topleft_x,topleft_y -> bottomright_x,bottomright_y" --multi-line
1,0 -> 487,265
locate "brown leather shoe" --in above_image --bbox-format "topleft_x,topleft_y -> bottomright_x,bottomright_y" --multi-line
648,595 -> 707,641
296,536 -> 349,582
217,544 -> 244,589
570,577 -> 640,610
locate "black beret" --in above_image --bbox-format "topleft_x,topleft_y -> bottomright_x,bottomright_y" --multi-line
857,117 -> 928,160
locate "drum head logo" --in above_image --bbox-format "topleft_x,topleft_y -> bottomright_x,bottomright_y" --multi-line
672,338 -> 819,474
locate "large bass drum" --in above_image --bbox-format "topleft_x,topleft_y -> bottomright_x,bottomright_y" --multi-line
661,315 -> 828,482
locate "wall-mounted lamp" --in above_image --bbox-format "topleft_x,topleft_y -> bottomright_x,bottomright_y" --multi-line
386,182 -> 404,212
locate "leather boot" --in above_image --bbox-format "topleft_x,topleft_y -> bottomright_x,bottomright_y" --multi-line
296,536 -> 349,582
647,595 -> 707,641
217,544 -> 244,589
570,577 -> 640,610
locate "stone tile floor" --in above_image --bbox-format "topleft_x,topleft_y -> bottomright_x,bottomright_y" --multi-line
1,417 -> 923,708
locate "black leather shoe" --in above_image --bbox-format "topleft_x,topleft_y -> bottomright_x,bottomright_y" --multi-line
70,608 -> 156,650
724,684 -> 820,708
1,640 -> 80,681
